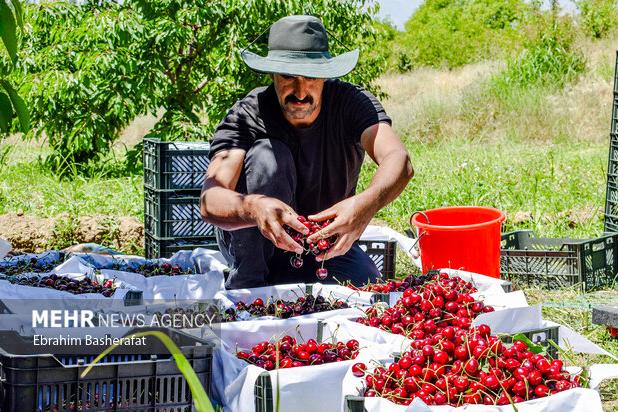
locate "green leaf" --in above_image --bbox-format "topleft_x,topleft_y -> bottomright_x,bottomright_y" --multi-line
0,80 -> 29,131
578,366 -> 591,389
512,334 -> 545,354
9,0 -> 22,27
0,0 -> 17,63
80,330 -> 215,412
0,90 -> 12,131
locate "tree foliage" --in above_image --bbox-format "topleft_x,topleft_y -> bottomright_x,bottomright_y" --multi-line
13,1 -> 156,173
9,0 -> 388,175
576,0 -> 618,39
490,4 -> 585,94
0,0 -> 29,134
397,0 -> 529,69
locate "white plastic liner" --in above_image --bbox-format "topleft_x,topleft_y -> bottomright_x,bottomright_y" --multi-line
213,316 -> 411,412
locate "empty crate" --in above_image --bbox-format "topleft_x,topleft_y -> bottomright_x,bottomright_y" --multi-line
144,138 -> 211,191
144,188 -> 215,239
500,230 -> 618,291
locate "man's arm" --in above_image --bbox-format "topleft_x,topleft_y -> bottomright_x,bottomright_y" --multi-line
307,122 -> 413,260
200,149 -> 307,253
358,122 -> 414,211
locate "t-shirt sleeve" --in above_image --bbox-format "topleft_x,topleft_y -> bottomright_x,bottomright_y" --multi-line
208,101 -> 257,159
344,86 -> 392,143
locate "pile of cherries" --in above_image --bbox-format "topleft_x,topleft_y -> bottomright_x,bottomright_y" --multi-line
284,216 -> 337,280
237,336 -> 360,370
232,296 -> 349,320
351,324 -> 580,406
109,261 -> 192,277
348,271 -> 478,295
0,255 -> 65,277
9,274 -> 116,296
356,272 -> 490,338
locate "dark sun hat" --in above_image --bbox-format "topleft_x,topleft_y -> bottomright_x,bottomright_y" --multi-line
241,15 -> 359,79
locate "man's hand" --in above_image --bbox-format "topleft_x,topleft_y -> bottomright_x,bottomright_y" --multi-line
306,194 -> 376,261
249,195 -> 309,254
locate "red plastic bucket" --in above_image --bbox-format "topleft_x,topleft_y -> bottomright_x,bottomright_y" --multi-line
410,206 -> 506,278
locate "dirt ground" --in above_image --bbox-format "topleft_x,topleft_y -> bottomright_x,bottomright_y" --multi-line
0,213 -> 144,254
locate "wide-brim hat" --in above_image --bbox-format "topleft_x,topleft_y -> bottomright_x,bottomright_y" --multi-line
241,15 -> 359,79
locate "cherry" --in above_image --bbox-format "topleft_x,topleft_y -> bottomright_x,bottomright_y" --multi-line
352,362 -> 367,377
534,384 -> 549,397
316,268 -> 328,280
290,256 -> 304,269
317,239 -> 330,251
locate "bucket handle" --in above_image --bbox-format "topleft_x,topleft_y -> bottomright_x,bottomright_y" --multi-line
407,211 -> 430,254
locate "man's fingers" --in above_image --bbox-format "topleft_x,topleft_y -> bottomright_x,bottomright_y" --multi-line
274,225 -> 304,254
307,217 -> 343,243
307,221 -> 340,244
263,222 -> 303,254
307,208 -> 337,222
283,212 -> 310,235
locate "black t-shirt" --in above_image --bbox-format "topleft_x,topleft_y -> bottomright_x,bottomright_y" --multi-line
209,79 -> 391,216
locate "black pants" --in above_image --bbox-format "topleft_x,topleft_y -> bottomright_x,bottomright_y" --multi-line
215,138 -> 381,289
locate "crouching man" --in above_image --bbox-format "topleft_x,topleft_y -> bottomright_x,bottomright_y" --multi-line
201,15 -> 413,289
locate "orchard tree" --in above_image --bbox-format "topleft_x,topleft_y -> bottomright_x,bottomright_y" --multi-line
12,0 -> 387,174
0,0 -> 29,133
14,2 -> 150,173
129,0 -> 387,140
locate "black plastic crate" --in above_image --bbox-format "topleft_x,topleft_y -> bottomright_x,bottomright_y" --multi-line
0,329 -> 214,412
499,325 -> 560,359
357,239 -> 396,280
144,188 -> 215,239
143,138 -> 210,191
605,51 -> 618,232
500,230 -> 618,291
592,305 -> 618,328
344,396 -> 367,412
145,234 -> 219,259
254,372 -> 273,412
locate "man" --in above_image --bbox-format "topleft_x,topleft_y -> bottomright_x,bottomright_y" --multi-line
201,15 -> 413,289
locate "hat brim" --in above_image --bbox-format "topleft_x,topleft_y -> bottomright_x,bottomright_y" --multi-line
241,49 -> 359,79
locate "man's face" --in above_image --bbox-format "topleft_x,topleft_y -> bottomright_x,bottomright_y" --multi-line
272,74 -> 325,127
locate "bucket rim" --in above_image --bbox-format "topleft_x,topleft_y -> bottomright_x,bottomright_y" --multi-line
411,206 -> 506,231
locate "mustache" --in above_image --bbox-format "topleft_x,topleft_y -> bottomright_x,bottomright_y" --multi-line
285,95 -> 313,105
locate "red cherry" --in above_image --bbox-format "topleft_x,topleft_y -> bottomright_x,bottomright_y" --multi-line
253,298 -> 264,306
433,351 -> 449,364
454,376 -> 469,392
317,239 -> 330,251
551,359 -> 564,371
534,384 -> 549,397
351,362 -> 366,377
536,358 -> 551,374
465,358 -> 479,375
529,370 -> 543,386
316,268 -> 328,280
346,339 -> 359,351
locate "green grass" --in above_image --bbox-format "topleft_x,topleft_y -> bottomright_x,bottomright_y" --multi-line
0,141 -> 143,219
360,137 -> 607,239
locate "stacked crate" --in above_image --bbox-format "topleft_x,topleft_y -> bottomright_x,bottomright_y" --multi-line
143,138 -> 217,258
